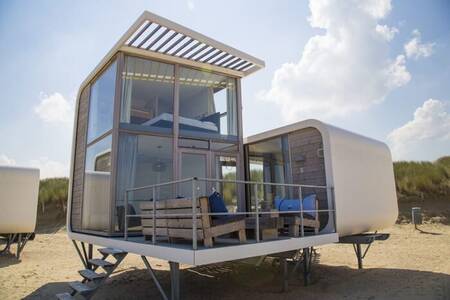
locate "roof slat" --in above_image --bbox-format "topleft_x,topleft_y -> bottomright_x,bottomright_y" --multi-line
236,62 -> 253,71
128,21 -> 152,46
210,53 -> 229,65
155,31 -> 178,52
217,55 -> 236,67
186,44 -> 209,59
171,37 -> 193,55
195,48 -> 218,62
222,57 -> 241,68
137,24 -> 162,48
162,35 -> 186,54
179,41 -> 200,57
146,28 -> 171,50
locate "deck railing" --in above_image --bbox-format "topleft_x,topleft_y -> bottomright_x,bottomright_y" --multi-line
123,177 -> 336,250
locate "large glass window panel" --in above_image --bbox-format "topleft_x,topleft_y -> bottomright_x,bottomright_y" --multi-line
179,153 -> 207,198
115,134 -> 173,232
82,135 -> 112,232
179,67 -> 237,138
247,137 -> 288,209
215,156 -> 237,212
87,61 -> 117,143
120,56 -> 174,133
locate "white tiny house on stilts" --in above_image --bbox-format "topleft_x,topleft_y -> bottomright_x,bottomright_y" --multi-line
61,11 -> 398,300
0,166 -> 40,258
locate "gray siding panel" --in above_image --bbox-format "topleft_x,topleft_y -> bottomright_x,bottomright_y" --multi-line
288,127 -> 327,205
71,86 -> 90,231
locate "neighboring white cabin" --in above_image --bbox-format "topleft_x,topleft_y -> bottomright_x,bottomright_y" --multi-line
244,119 -> 398,237
0,166 -> 40,234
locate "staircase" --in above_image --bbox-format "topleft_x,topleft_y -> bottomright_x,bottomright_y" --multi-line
56,247 -> 127,300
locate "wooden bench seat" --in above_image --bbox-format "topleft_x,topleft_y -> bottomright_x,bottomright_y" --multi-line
140,197 -> 246,247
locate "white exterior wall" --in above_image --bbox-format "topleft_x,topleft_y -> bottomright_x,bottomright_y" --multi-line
245,119 -> 398,237
326,124 -> 398,236
0,166 -> 40,234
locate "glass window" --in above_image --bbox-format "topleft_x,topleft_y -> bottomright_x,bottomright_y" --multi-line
179,67 -> 237,138
82,135 -> 112,231
247,137 -> 289,209
215,156 -> 238,212
179,153 -> 207,198
87,61 -> 117,143
120,56 -> 174,133
115,134 -> 173,232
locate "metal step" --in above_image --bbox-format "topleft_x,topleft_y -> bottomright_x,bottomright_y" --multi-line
79,269 -> 106,281
88,258 -> 114,268
68,281 -> 96,294
98,247 -> 127,257
55,292 -> 75,300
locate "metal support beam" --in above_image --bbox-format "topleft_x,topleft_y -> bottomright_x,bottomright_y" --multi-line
303,247 -> 311,286
71,240 -> 87,268
141,256 -> 169,300
170,261 -> 180,300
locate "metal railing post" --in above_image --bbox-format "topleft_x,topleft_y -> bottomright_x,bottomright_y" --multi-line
298,186 -> 304,237
254,183 -> 260,243
124,190 -> 128,241
331,187 -> 336,233
152,186 -> 156,244
192,178 -> 197,250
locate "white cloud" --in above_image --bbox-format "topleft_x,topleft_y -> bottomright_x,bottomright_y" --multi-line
375,24 -> 398,41
34,92 -> 74,124
404,29 -> 434,60
387,99 -> 450,159
29,157 -> 69,179
0,154 -> 16,166
187,0 -> 195,11
259,0 -> 410,122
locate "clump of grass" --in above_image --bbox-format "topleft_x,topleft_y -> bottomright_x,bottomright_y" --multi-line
38,177 -> 69,214
394,156 -> 450,199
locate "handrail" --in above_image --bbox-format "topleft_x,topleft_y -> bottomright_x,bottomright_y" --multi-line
124,177 -> 336,248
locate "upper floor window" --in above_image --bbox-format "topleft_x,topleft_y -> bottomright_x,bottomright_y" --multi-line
120,56 -> 174,133
179,67 -> 237,139
87,60 -> 117,143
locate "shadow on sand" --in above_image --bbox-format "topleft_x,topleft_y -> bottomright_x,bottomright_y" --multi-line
0,252 -> 21,268
24,261 -> 450,300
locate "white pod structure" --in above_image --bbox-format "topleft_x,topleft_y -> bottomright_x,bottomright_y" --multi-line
0,166 -> 40,234
244,119 -> 398,237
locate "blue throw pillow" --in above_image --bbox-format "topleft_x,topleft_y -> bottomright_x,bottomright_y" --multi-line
208,191 -> 228,218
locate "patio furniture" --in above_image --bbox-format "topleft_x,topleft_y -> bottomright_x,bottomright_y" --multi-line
140,196 -> 246,247
245,211 -> 284,240
276,194 -> 320,237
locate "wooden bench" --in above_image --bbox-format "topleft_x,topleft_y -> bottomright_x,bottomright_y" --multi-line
140,197 -> 246,248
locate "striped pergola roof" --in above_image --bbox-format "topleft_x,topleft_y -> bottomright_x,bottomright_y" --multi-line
81,11 -> 265,90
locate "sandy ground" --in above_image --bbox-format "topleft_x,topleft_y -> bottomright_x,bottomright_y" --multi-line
1,224 -> 449,300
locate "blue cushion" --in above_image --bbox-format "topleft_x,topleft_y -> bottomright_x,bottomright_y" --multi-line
274,194 -> 317,218
208,192 -> 228,219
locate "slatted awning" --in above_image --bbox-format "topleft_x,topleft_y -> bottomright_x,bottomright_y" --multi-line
81,11 -> 265,90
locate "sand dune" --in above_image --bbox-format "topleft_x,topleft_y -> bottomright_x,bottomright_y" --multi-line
1,224 -> 449,300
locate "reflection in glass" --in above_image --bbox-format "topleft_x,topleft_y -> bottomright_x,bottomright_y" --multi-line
115,134 -> 173,232
120,56 -> 174,132
247,137 -> 288,209
215,156 -> 237,212
82,135 -> 112,231
179,67 -> 237,138
87,61 -> 117,143
180,153 -> 207,198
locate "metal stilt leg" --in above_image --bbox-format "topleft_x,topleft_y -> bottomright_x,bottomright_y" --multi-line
170,261 -> 180,300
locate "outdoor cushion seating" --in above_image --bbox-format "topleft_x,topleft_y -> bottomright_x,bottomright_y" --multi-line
275,194 -> 321,237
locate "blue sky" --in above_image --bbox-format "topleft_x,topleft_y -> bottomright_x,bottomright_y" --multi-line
0,0 -> 449,178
